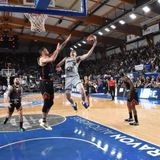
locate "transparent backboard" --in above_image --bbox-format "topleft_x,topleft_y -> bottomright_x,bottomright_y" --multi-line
1,69 -> 15,77
0,0 -> 87,16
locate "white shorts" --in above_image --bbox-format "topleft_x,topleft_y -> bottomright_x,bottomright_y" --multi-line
65,76 -> 82,91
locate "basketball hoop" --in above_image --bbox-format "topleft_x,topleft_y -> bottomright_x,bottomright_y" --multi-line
1,68 -> 15,87
24,13 -> 48,33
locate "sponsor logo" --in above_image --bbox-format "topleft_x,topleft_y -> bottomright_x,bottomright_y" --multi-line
71,116 -> 160,158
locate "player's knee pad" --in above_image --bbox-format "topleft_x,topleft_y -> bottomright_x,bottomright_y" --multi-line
42,92 -> 50,100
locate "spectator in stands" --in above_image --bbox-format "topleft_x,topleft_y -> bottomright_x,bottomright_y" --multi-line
144,77 -> 152,88
135,77 -> 141,88
137,76 -> 146,88
0,41 -> 160,90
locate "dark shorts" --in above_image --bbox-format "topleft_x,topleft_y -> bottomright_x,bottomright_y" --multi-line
127,91 -> 139,105
9,103 -> 22,112
40,80 -> 54,99
85,87 -> 90,96
109,86 -> 115,93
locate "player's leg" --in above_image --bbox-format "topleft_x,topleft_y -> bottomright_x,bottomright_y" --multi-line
129,105 -> 139,126
112,87 -> 115,100
3,104 -> 14,124
65,90 -> 74,105
40,81 -> 49,123
76,83 -> 89,109
86,92 -> 90,106
65,77 -> 77,111
42,91 -> 54,127
125,91 -> 134,122
129,92 -> 139,126
40,93 -> 53,130
39,81 -> 53,130
124,101 -> 133,122
77,83 -> 86,102
17,106 -> 25,131
110,87 -> 114,100
65,90 -> 77,111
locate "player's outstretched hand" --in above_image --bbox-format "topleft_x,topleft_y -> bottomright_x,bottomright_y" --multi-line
87,34 -> 97,43
56,43 -> 61,51
66,34 -> 71,42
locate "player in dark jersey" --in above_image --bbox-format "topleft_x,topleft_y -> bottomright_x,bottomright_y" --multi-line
3,78 -> 25,131
38,34 -> 71,130
56,35 -> 97,111
84,76 -> 91,106
120,72 -> 139,126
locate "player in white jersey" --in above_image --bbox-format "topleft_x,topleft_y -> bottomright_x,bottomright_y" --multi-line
56,35 -> 97,111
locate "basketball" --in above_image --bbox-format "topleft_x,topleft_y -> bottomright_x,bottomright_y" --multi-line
86,34 -> 97,42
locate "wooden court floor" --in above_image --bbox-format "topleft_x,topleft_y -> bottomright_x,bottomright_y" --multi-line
0,93 -> 160,145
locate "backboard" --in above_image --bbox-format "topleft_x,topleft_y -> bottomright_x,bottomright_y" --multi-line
0,0 -> 87,16
1,69 -> 15,78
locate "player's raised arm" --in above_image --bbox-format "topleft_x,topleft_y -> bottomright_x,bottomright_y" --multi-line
39,43 -> 61,66
56,57 -> 67,71
59,34 -> 71,51
77,35 -> 97,61
50,34 -> 71,57
39,35 -> 71,66
49,43 -> 62,62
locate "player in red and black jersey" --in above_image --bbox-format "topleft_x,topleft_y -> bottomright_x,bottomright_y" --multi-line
3,78 -> 25,131
120,72 -> 139,126
38,34 -> 71,130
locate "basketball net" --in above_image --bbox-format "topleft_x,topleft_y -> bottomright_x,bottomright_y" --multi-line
24,13 -> 48,33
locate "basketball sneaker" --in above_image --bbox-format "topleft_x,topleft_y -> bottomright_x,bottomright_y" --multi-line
3,117 -> 9,125
124,118 -> 133,122
19,127 -> 25,132
72,103 -> 78,111
39,119 -> 52,131
129,121 -> 139,126
82,101 -> 89,109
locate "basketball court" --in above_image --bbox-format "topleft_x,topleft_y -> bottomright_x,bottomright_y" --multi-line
0,0 -> 160,160
0,93 -> 160,160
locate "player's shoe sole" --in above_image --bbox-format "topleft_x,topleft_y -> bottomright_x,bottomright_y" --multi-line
124,118 -> 133,122
129,121 -> 139,126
